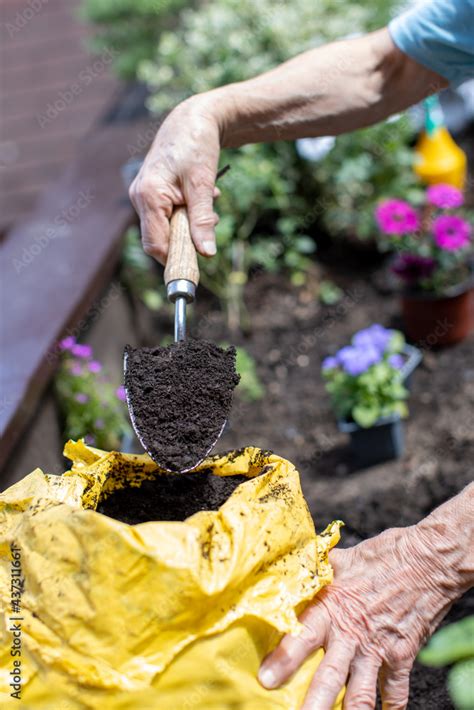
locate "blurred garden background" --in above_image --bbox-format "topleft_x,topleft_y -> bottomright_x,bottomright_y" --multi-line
1,1 -> 473,706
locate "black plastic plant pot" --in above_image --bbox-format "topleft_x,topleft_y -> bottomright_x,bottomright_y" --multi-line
338,415 -> 404,467
399,343 -> 422,390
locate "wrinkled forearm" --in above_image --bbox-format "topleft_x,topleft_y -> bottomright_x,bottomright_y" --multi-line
411,483 -> 474,611
190,28 -> 447,147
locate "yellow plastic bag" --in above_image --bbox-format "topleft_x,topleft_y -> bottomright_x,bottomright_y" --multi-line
0,441 -> 344,709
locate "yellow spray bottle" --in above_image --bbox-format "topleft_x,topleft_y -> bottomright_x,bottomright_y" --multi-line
414,95 -> 467,189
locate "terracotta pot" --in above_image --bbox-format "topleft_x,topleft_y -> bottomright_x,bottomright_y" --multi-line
401,280 -> 474,346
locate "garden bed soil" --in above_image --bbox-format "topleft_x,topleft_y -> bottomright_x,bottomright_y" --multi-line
97,468 -> 248,524
124,340 -> 239,472
133,245 -> 473,708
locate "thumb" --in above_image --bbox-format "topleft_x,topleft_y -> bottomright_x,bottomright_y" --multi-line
183,171 -> 219,257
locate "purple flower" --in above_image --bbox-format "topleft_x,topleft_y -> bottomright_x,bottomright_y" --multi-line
59,336 -> 76,351
74,393 -> 89,404
84,434 -> 96,446
427,183 -> 464,209
388,354 -> 404,370
337,344 -> 381,376
116,385 -> 127,402
391,253 -> 436,284
352,324 -> 393,353
70,363 -> 83,376
94,419 -> 104,429
433,215 -> 471,251
71,343 -> 93,359
88,360 -> 102,373
375,199 -> 420,236
321,356 -> 338,371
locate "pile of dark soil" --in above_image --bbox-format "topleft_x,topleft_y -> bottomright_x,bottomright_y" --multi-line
97,469 -> 249,524
124,339 -> 240,472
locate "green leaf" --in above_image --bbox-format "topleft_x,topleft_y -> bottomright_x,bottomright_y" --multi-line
142,290 -> 163,311
386,330 -> 406,354
419,617 -> 474,667
352,404 -> 379,428
319,280 -> 343,305
448,658 -> 474,710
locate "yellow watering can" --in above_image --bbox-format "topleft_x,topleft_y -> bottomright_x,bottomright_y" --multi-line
414,95 -> 467,189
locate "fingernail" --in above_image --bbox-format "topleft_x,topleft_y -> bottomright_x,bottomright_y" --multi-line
202,240 -> 216,256
258,666 -> 278,689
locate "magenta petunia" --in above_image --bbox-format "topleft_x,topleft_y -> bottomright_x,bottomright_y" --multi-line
74,393 -> 89,404
88,360 -> 102,373
59,336 -> 76,351
116,385 -> 127,402
433,215 -> 471,251
375,199 -> 420,235
71,343 -> 93,359
427,183 -> 464,209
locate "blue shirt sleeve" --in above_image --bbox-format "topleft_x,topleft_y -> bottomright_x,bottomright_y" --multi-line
389,0 -> 474,86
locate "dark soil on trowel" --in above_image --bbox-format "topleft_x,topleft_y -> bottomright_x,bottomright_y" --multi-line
124,339 -> 240,472
97,468 -> 249,524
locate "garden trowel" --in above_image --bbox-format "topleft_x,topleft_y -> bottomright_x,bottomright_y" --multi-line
124,206 -> 239,473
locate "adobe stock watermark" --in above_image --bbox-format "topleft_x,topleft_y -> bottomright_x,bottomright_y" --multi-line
9,542 -> 24,700
36,47 -> 118,128
13,187 -> 95,274
2,0 -> 49,38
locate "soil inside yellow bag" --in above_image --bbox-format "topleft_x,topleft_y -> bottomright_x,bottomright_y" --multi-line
0,441 -> 344,709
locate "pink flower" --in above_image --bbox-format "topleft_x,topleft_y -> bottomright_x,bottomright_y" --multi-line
427,183 -> 464,209
116,385 -> 127,402
71,343 -> 93,359
433,215 -> 471,251
70,363 -> 83,376
88,360 -> 102,373
74,393 -> 89,404
59,336 -> 76,351
375,199 -> 420,235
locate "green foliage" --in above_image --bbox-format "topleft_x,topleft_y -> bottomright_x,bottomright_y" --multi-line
449,658 -> 474,710
141,0 -> 376,109
314,115 -> 424,242
220,342 -> 264,401
80,0 -> 191,78
121,226 -> 166,311
419,616 -> 474,710
199,144 -> 314,328
318,280 -> 343,305
234,346 -> 265,402
55,342 -> 131,450
419,616 -> 474,666
325,361 -> 408,427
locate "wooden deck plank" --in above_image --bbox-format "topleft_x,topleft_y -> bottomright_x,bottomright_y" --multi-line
0,119 -> 151,470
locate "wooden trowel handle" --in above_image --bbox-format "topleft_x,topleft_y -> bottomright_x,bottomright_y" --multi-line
164,207 -> 200,287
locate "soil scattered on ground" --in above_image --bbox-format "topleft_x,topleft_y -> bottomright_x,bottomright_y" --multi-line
97,469 -> 249,524
124,339 -> 240,472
